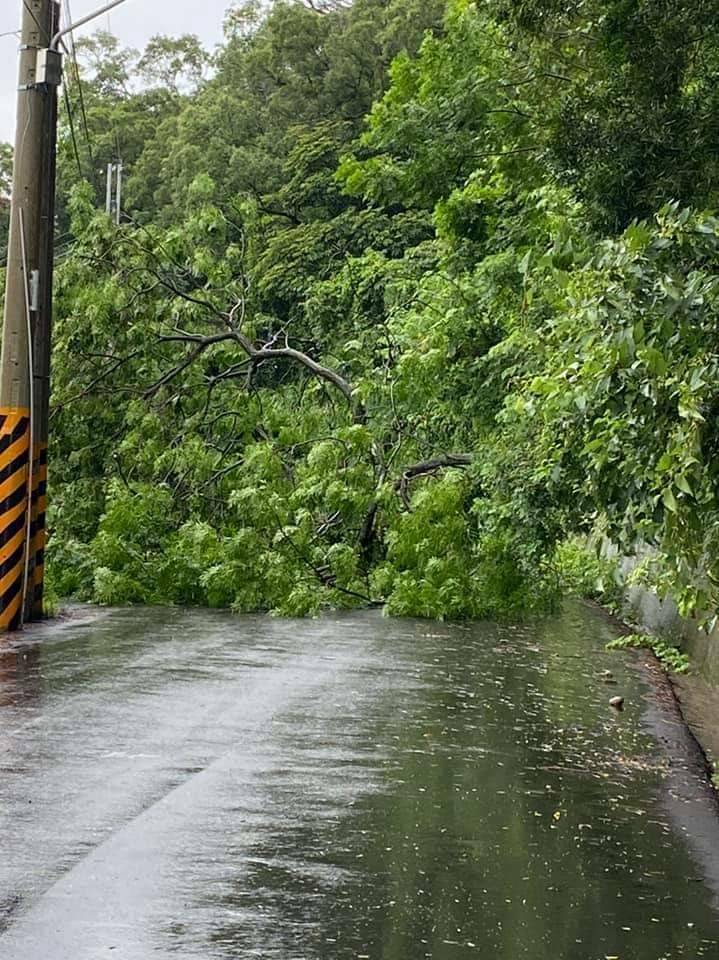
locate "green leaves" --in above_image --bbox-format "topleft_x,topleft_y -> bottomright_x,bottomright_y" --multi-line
45,0 -> 719,628
662,487 -> 679,515
606,633 -> 691,675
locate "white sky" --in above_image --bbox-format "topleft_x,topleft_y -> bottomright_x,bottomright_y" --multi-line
0,0 -> 232,144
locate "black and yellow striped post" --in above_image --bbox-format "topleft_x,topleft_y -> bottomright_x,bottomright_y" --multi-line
0,410 -> 31,629
0,1 -> 57,632
24,0 -> 59,624
27,442 -> 49,620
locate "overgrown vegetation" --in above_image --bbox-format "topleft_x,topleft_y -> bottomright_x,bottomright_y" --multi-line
5,0 -> 718,620
553,540 -> 623,612
606,634 -> 691,675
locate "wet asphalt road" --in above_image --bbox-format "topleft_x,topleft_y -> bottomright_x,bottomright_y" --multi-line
1,604 -> 719,959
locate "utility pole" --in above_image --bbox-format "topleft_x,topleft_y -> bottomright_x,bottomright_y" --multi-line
106,162 -> 113,216
0,0 -> 130,631
25,0 -> 61,622
0,0 -> 57,631
105,160 -> 123,223
115,161 -> 123,225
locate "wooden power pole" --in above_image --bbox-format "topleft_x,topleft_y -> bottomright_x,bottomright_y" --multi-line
0,0 -> 60,630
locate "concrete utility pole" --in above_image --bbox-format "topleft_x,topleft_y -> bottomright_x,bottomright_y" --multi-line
25,0 -> 61,623
0,0 -> 59,631
0,0 -> 131,631
106,160 -> 124,223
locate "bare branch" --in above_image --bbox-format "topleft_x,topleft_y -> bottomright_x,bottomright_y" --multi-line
297,0 -> 353,13
235,330 -> 359,413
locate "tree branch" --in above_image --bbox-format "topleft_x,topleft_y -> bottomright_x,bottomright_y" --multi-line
144,333 -> 236,398
51,348 -> 145,415
234,330 -> 362,418
396,454 -> 473,510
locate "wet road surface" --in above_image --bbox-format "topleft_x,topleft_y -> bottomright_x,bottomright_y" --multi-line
1,602 -> 719,959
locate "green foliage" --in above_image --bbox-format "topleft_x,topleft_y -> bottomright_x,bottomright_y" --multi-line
43,0 -> 719,635
553,540 -> 623,610
500,206 -> 719,616
0,142 -> 11,266
375,475 -> 555,620
606,633 -> 691,675
490,0 -> 719,229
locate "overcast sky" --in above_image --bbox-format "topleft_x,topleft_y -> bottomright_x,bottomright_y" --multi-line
0,0 -> 232,144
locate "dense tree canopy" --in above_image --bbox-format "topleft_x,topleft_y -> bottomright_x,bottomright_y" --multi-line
9,0 -> 716,620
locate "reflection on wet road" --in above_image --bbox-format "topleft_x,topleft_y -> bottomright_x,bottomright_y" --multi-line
0,602 -> 718,958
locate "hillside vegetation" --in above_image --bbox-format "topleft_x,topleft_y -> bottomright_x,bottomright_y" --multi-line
34,0 -> 719,619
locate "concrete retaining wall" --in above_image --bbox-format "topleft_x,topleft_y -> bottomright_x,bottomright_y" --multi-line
623,582 -> 719,686
596,541 -> 719,687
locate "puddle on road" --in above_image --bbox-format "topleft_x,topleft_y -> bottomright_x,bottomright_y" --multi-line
1,602 -> 719,958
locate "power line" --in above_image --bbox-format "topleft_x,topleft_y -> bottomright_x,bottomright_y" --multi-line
62,0 -> 99,187
66,3 -> 95,152
62,82 -> 84,179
